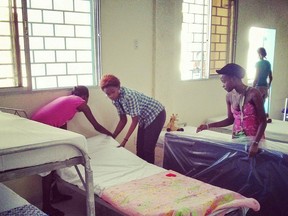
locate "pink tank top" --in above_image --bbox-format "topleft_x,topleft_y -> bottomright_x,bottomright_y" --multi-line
31,95 -> 85,127
231,102 -> 259,138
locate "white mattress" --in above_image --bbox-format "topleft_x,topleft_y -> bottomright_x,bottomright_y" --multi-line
58,134 -> 165,196
0,111 -> 88,172
157,126 -> 233,147
207,116 -> 288,143
0,183 -> 47,215
0,183 -> 29,212
58,135 -> 262,216
157,126 -> 288,155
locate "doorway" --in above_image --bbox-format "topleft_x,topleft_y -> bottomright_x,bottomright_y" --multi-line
246,27 -> 276,114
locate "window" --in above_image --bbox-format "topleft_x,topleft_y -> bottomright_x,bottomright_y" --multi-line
180,0 -> 237,80
0,0 -> 101,91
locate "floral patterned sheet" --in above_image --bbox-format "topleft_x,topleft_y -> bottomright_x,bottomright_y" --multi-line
101,170 -> 260,216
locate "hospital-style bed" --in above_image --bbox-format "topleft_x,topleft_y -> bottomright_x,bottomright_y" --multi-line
58,134 -> 260,216
0,110 -> 95,216
206,115 -> 288,143
161,126 -> 288,216
0,183 -> 47,216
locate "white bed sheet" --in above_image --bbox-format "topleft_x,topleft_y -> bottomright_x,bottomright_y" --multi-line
0,183 -> 47,215
59,134 -> 261,216
58,134 -> 165,196
0,111 -> 88,172
157,126 -> 288,155
0,183 -> 28,212
206,115 -> 288,143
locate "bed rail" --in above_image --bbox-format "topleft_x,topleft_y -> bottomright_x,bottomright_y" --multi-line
0,106 -> 28,118
283,98 -> 288,121
0,142 -> 95,216
0,109 -> 95,216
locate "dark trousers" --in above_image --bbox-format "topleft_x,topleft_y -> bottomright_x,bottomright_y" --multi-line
136,109 -> 166,164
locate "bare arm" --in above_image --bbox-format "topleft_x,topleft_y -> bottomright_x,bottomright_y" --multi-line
248,89 -> 267,157
113,114 -> 127,139
77,103 -> 113,136
268,71 -> 273,87
119,116 -> 139,147
196,94 -> 234,132
253,68 -> 260,87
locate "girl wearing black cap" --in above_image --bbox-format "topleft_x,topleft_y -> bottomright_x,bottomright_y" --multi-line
196,63 -> 267,158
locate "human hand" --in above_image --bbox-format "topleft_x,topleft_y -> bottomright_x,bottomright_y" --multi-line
117,139 -> 128,148
112,133 -> 117,139
248,143 -> 259,157
196,124 -> 208,133
117,144 -> 125,148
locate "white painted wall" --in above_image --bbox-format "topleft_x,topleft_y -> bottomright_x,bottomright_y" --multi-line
101,0 -> 154,96
154,0 -> 227,127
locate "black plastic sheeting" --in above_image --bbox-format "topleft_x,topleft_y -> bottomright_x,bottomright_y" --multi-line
163,133 -> 288,216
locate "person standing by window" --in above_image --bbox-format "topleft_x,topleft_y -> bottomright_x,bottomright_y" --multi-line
100,74 -> 166,164
253,47 -> 273,122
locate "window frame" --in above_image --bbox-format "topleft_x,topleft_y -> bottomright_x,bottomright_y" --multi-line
180,0 -> 238,81
0,0 -> 101,94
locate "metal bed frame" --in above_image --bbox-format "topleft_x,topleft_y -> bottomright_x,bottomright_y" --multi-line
0,107 -> 95,216
58,178 -> 125,216
283,98 -> 288,121
56,134 -> 251,216
58,166 -> 246,216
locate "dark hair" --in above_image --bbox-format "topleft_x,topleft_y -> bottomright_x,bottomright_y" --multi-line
100,74 -> 121,90
72,85 -> 89,97
257,47 -> 267,58
216,63 -> 245,79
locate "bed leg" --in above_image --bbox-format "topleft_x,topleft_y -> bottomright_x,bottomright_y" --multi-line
85,162 -> 95,216
86,168 -> 95,216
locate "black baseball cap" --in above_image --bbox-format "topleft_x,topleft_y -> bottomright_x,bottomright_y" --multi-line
216,63 -> 245,79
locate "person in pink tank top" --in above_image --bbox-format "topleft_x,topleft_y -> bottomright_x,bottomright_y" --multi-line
31,86 -> 112,216
197,63 -> 267,158
231,100 -> 260,138
31,86 -> 113,134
